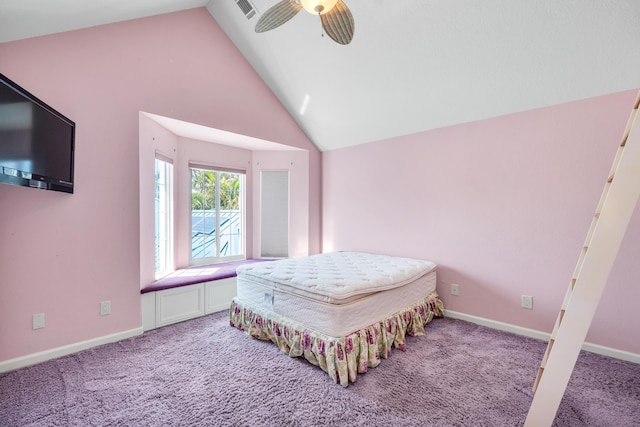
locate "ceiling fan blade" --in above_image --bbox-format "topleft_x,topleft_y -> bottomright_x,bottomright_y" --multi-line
255,0 -> 302,33
320,0 -> 355,45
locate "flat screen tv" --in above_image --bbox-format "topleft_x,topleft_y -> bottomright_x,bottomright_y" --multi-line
0,73 -> 75,193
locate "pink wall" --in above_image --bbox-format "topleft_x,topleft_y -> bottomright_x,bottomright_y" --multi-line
323,90 -> 640,354
0,8 -> 320,362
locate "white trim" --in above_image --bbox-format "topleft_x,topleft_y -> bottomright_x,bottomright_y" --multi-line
4,310 -> 636,375
141,292 -> 157,332
155,284 -> 205,327
444,310 -> 640,364
188,162 -> 246,175
444,310 -> 548,340
205,277 -> 237,314
141,278 -> 236,331
581,342 -> 640,364
0,327 -> 143,374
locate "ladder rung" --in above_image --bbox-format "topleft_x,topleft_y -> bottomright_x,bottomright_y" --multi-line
547,338 -> 555,355
606,144 -> 627,180
541,339 -> 555,367
595,200 -> 607,220
621,109 -> 639,146
559,288 -> 573,316
533,367 -> 544,392
584,222 -> 597,246
572,253 -> 586,278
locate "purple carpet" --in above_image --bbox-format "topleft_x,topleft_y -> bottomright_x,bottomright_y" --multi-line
1,312 -> 639,426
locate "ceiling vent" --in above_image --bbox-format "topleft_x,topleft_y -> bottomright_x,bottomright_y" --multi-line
236,0 -> 257,20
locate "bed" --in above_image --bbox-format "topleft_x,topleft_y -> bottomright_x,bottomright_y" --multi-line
229,251 -> 444,386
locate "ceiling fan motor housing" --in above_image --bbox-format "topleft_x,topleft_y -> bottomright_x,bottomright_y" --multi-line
300,0 -> 338,15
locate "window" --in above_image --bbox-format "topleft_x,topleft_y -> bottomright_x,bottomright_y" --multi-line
154,156 -> 173,278
190,165 -> 245,265
260,170 -> 289,258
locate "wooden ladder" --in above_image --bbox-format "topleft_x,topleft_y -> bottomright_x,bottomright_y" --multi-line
525,90 -> 640,427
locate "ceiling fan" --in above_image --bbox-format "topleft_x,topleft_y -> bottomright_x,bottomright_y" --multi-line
255,0 -> 355,45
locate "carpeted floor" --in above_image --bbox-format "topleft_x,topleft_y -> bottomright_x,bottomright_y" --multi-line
1,311 -> 639,426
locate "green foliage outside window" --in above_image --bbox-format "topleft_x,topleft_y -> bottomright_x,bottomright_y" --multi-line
191,169 -> 240,210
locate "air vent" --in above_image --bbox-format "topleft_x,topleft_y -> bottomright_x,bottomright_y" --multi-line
236,0 -> 257,19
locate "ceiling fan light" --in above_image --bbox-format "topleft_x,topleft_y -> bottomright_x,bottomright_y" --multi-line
300,0 -> 339,15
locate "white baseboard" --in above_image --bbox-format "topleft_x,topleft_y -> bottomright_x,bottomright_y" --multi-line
0,327 -> 143,374
4,310 -> 637,374
444,310 -> 640,364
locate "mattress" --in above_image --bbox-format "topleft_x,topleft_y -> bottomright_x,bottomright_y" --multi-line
236,251 -> 437,305
236,251 -> 437,337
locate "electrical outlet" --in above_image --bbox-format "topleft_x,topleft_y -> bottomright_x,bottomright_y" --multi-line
100,301 -> 111,316
32,313 -> 45,330
521,295 -> 533,309
451,283 -> 460,296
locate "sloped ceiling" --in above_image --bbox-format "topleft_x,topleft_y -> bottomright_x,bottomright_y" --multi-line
2,0 -> 639,151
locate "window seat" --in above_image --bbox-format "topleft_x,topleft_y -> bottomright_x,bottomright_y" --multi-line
141,259 -> 274,332
141,259 -> 273,294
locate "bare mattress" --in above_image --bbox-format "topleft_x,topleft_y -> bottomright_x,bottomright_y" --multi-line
230,251 -> 444,386
235,251 -> 437,336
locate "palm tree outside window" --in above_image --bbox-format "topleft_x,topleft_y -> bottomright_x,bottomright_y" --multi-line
190,165 -> 245,265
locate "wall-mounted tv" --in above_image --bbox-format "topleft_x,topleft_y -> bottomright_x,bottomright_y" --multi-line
0,73 -> 75,193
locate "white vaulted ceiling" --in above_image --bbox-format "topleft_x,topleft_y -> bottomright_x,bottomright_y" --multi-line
2,0 -> 639,151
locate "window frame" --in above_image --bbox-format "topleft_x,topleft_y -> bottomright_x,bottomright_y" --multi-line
154,154 -> 174,279
189,163 -> 246,266
260,170 -> 289,258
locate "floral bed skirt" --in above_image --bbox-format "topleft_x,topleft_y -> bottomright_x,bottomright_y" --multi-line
229,290 -> 444,387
